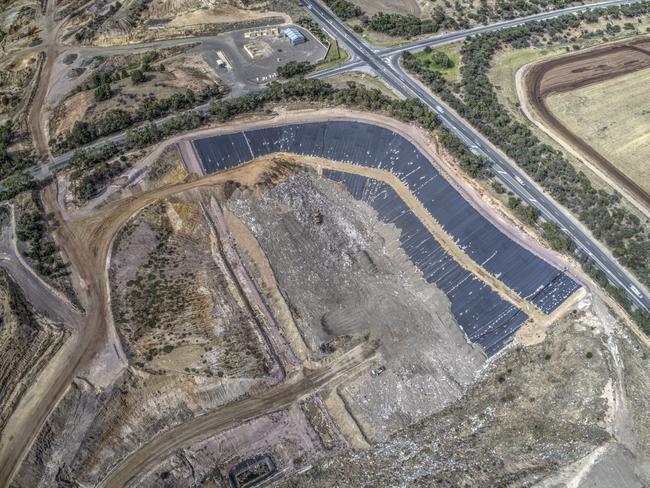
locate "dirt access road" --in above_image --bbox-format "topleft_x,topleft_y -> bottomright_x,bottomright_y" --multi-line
521,36 -> 650,208
0,158 -> 318,486
28,0 -> 63,159
0,205 -> 81,326
98,344 -> 374,488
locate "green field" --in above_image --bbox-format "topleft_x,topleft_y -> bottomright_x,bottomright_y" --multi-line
413,42 -> 462,82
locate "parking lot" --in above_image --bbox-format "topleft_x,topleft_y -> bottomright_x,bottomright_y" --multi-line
193,25 -> 328,97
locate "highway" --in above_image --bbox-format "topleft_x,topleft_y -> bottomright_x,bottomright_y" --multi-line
302,0 -> 650,312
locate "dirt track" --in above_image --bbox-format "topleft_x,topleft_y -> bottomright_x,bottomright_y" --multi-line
522,37 -> 650,207
98,344 -> 374,488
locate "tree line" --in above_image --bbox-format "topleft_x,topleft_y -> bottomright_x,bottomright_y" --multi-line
57,77 -> 484,205
53,85 -> 223,154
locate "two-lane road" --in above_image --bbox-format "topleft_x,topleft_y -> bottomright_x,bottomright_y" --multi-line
303,0 -> 650,312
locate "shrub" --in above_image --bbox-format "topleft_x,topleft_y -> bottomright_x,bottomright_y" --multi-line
94,82 -> 112,101
131,69 -> 145,84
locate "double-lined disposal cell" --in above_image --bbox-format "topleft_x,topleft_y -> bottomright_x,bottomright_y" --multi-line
193,121 -> 580,355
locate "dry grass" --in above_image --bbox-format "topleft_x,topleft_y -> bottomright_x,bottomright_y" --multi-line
166,4 -> 282,27
490,45 -> 567,110
545,68 -> 650,194
352,0 -> 421,16
327,72 -> 397,97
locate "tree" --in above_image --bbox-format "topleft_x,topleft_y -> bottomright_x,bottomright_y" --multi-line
131,69 -> 145,84
491,180 -> 506,194
432,51 -> 453,68
94,82 -> 112,101
276,61 -> 315,79
324,0 -> 362,19
0,172 -> 35,201
541,221 -> 574,252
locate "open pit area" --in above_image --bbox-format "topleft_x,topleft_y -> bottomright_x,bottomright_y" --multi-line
521,37 -> 650,207
227,168 -> 485,442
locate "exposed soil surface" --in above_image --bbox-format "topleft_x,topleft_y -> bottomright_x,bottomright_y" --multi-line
228,169 -> 485,443
279,306 -> 634,487
522,37 -> 650,206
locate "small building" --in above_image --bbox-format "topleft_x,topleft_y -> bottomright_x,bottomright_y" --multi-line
283,27 -> 306,46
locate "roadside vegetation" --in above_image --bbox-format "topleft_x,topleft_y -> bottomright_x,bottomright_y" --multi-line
69,143 -> 131,200
296,17 -> 348,69
367,10 -> 458,37
330,0 -> 625,41
0,123 -> 36,201
277,61 -> 315,79
15,197 -> 68,280
403,1 -> 650,330
323,0 -> 362,19
54,86 -> 222,155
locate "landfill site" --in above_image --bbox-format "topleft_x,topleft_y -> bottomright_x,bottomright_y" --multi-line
4,0 -> 650,483
3,111 -> 650,488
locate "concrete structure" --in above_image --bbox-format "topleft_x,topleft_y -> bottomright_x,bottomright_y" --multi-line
244,27 -> 280,38
283,27 -> 306,46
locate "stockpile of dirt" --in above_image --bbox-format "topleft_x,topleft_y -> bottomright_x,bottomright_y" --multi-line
228,169 -> 485,442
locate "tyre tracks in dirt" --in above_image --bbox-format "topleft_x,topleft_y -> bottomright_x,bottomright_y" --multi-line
98,343 -> 375,488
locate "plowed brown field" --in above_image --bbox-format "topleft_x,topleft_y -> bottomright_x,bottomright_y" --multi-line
523,37 -> 650,206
